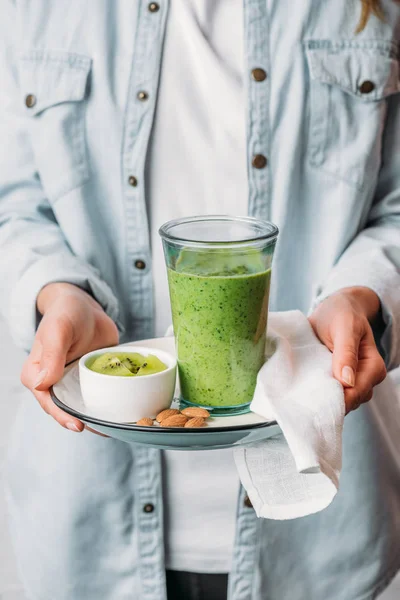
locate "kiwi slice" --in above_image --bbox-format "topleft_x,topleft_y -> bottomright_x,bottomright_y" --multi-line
87,352 -> 133,377
117,352 -> 143,374
135,354 -> 167,376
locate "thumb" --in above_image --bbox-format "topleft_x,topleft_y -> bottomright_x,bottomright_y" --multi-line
331,322 -> 361,389
34,317 -> 73,390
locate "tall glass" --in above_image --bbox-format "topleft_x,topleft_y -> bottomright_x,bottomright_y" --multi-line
159,216 -> 278,416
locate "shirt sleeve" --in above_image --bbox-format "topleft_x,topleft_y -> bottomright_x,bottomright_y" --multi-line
311,93 -> 400,371
0,2 -> 120,351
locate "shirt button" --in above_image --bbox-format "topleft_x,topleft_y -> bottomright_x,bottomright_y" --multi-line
244,495 -> 253,508
359,80 -> 375,94
137,91 -> 149,101
148,2 -> 160,12
25,94 -> 37,108
252,154 -> 268,169
252,68 -> 267,82
135,259 -> 146,270
143,503 -> 155,513
128,175 -> 138,187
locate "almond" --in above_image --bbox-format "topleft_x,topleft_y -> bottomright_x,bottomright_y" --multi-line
156,408 -> 180,423
160,414 -> 188,428
136,418 -> 154,427
184,417 -> 205,428
181,407 -> 210,419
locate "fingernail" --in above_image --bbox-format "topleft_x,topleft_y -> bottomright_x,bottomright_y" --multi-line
33,368 -> 48,389
342,366 -> 355,387
66,422 -> 81,432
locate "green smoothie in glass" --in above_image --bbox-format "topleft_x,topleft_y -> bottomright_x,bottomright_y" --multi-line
160,216 -> 278,415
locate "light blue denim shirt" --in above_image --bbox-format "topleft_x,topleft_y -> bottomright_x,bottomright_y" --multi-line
1,1 -> 400,599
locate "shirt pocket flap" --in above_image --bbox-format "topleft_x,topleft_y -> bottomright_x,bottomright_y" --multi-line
19,49 -> 92,116
305,41 -> 400,101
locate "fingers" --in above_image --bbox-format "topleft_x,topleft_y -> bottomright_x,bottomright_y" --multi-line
329,314 -> 386,414
21,316 -> 84,432
343,328 -> 386,414
309,291 -> 387,415
331,315 -> 361,389
35,316 -> 73,390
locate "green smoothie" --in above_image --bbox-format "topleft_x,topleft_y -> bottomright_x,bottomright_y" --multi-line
168,259 -> 271,409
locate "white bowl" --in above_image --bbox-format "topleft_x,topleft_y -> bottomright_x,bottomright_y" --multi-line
79,345 -> 177,422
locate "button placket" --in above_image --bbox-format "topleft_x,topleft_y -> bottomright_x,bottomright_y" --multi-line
244,1 -> 271,222
121,5 -> 169,595
229,487 -> 261,600
135,447 -> 166,600
122,0 -> 169,333
229,1 -> 270,598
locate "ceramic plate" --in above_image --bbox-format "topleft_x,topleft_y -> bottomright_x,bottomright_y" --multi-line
51,337 -> 280,451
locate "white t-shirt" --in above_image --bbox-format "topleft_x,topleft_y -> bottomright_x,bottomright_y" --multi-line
146,0 -> 246,573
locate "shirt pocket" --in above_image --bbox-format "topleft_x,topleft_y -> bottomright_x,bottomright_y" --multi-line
19,49 -> 92,202
305,40 -> 400,190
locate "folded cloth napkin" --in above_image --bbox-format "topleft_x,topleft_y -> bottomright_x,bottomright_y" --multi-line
233,310 -> 345,520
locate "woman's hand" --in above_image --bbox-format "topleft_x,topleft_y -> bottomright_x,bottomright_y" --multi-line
309,287 -> 387,414
21,283 -> 119,432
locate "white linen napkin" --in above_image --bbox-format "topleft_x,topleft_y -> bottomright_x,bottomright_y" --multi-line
233,310 -> 345,520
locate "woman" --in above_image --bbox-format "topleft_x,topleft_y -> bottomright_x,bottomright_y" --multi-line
1,0 -> 400,598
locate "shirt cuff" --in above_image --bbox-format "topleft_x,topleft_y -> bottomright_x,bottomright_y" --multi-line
8,253 -> 122,351
310,256 -> 400,370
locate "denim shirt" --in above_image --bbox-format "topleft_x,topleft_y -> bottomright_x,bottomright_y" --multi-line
1,1 -> 400,599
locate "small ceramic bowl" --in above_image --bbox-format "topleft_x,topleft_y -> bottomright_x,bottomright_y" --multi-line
79,345 -> 177,422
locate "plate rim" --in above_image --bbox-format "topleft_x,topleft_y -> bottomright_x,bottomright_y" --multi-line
50,387 -> 278,434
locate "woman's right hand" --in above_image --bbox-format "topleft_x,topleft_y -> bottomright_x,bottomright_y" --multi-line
21,282 -> 119,432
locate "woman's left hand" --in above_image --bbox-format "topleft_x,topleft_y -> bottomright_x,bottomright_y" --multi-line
309,287 -> 387,414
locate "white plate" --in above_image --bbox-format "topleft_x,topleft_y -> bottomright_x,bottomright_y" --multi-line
51,337 -> 280,451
